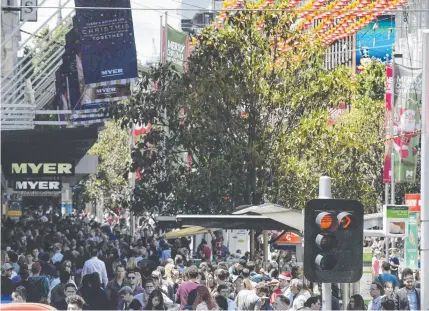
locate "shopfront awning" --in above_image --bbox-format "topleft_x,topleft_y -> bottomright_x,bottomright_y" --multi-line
163,226 -> 215,239
175,214 -> 302,234
1,127 -> 99,187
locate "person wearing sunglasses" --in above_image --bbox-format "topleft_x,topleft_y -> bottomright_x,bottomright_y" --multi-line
127,271 -> 145,296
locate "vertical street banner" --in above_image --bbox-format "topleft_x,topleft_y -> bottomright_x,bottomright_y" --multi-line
383,65 -> 393,183
74,0 -> 138,86
392,64 -> 422,182
405,212 -> 418,269
63,29 -> 82,110
55,68 -> 69,126
164,25 -> 188,72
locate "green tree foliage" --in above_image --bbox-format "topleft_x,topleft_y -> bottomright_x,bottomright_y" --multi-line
274,63 -> 386,212
111,2 -> 358,215
84,121 -> 130,210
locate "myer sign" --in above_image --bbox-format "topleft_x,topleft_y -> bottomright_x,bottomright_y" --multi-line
10,163 -> 74,176
14,180 -> 62,192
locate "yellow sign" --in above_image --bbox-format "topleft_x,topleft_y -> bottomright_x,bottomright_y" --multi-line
7,210 -> 22,217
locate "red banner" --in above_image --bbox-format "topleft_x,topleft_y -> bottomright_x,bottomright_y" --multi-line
383,65 -> 393,183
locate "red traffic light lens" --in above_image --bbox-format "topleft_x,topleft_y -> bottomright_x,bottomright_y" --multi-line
315,254 -> 337,271
316,212 -> 338,232
316,234 -> 337,251
337,212 -> 355,230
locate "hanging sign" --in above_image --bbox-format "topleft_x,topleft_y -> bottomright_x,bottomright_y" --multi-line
405,193 -> 421,212
383,205 -> 409,237
13,180 -> 62,191
405,212 -> 418,269
20,0 -> 38,22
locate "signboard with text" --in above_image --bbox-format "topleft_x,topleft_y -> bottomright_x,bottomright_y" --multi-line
13,180 -> 62,192
8,163 -> 74,176
383,205 -> 409,237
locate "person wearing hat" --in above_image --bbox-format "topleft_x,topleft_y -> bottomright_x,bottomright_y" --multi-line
269,272 -> 292,305
1,263 -> 15,299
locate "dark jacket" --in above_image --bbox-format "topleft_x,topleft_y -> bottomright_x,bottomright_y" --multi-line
394,287 -> 420,310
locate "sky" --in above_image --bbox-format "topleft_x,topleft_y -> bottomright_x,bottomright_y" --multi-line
19,0 -> 193,64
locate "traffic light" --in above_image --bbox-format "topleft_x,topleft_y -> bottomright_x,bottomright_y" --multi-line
304,199 -> 364,283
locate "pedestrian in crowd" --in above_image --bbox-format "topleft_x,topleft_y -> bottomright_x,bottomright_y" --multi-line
145,289 -> 167,310
347,294 -> 366,310
11,286 -> 27,303
53,282 -> 77,310
1,210 -> 423,311
66,294 -> 86,311
368,282 -> 383,311
29,262 -> 50,301
374,262 -> 399,290
272,294 -> 290,311
389,250 -> 400,278
394,274 -> 420,310
193,286 -> 218,311
303,296 -> 321,310
82,247 -> 109,287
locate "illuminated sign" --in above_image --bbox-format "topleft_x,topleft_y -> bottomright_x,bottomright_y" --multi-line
13,180 -> 62,191
10,163 -> 74,176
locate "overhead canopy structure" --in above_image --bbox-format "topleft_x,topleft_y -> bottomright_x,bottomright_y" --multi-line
1,127 -> 99,187
176,214 -> 302,234
163,227 -> 214,239
233,203 -> 304,232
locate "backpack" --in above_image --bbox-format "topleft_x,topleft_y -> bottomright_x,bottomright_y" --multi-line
29,277 -> 48,302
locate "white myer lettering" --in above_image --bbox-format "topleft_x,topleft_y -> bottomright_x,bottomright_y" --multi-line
14,181 -> 61,191
10,163 -> 73,175
96,87 -> 116,94
101,69 -> 124,77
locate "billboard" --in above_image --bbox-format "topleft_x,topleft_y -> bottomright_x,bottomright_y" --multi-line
356,16 -> 395,68
74,0 -> 138,86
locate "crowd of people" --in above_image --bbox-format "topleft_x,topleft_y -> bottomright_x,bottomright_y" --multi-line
0,211 -> 422,311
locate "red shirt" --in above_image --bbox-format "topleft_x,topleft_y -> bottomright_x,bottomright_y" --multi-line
202,245 -> 211,261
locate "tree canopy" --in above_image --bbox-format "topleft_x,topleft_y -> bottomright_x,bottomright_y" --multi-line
107,4 -> 414,216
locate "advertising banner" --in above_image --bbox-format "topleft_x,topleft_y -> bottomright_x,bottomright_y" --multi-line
383,205 -> 409,237
405,212 -> 418,269
74,0 -> 138,86
383,65 -> 393,183
165,25 -> 188,72
356,16 -> 395,70
391,64 -> 422,182
55,68 -> 69,125
63,29 -> 82,110
405,193 -> 421,212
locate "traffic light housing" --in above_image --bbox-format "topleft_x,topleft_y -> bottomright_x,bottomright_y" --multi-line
304,199 -> 364,283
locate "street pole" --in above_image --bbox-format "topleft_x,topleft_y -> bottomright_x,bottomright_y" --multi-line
129,126 -> 136,238
319,176 -> 332,311
420,29 -> 429,311
384,184 -> 389,261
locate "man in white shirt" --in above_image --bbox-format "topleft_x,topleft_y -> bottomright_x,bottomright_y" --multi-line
81,247 -> 108,287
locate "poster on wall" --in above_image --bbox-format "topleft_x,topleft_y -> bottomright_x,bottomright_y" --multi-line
356,16 -> 395,70
383,205 -> 409,237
